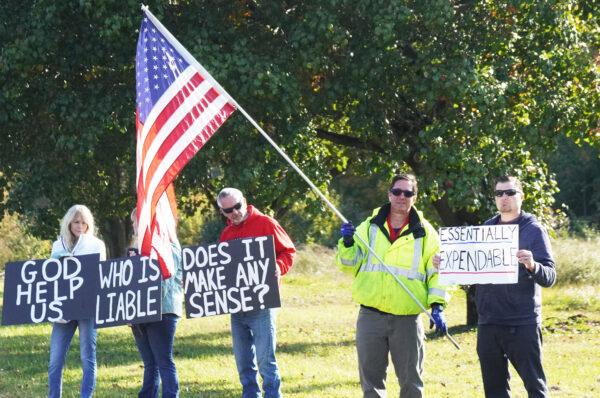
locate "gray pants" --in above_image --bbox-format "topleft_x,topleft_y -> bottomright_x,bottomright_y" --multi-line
356,306 -> 424,398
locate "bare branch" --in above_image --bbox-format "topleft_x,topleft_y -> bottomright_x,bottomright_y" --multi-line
314,128 -> 386,153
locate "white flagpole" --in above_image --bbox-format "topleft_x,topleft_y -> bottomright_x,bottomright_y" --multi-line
140,5 -> 459,349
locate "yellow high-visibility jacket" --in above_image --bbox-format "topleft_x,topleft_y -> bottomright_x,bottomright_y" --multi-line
337,204 -> 448,315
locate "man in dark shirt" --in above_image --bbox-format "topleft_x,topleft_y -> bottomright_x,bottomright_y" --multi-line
476,176 -> 556,398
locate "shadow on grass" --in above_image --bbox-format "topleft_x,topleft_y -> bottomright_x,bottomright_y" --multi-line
96,329 -> 236,366
425,323 -> 477,341
173,330 -> 233,360
284,379 -> 360,395
278,338 -> 355,354
180,382 -> 241,397
0,331 -> 50,378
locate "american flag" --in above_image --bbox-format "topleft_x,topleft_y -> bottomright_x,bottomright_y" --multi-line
135,9 -> 236,278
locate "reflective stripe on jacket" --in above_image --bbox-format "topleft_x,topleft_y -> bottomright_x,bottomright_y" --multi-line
336,205 -> 448,315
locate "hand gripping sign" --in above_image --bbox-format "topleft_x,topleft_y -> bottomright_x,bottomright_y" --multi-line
182,236 -> 280,318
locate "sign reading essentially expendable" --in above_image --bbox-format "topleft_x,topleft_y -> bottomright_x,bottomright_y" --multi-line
183,236 -> 280,318
1,254 -> 99,326
94,256 -> 162,328
438,225 -> 519,285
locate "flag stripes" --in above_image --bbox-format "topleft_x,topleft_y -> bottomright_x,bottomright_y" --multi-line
135,11 -> 236,278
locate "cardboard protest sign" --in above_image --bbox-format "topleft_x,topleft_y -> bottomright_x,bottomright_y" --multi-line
438,225 -> 519,285
183,236 -> 280,318
94,256 -> 162,328
2,254 -> 98,326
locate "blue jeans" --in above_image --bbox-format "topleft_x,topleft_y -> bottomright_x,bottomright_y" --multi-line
48,319 -> 97,398
231,308 -> 281,398
132,314 -> 180,398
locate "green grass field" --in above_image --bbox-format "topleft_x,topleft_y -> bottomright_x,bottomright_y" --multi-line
1,244 -> 599,397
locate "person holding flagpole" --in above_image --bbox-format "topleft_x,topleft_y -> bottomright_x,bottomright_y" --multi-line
217,187 -> 296,398
128,208 -> 183,398
337,174 -> 449,398
48,205 -> 106,398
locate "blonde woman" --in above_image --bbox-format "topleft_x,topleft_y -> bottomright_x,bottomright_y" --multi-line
48,205 -> 106,398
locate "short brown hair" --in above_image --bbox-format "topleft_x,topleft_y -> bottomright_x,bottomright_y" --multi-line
495,176 -> 523,192
390,173 -> 418,196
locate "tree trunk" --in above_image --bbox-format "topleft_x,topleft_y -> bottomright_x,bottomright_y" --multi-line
102,216 -> 130,259
432,195 -> 463,226
466,285 -> 478,326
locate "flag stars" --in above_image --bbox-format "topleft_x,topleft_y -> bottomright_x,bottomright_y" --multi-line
153,74 -> 159,80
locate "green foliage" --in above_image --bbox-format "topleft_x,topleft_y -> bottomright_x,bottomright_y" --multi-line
0,0 -> 141,253
0,213 -> 51,271
552,236 -> 600,286
547,135 -> 600,227
1,0 -> 598,254
197,215 -> 226,244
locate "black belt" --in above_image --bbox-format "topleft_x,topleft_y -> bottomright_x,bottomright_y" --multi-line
361,305 -> 393,315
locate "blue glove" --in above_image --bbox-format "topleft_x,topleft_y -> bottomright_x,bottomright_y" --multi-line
340,222 -> 356,248
429,303 -> 447,334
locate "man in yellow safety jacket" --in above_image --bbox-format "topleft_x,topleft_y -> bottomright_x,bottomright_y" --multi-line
337,173 -> 449,398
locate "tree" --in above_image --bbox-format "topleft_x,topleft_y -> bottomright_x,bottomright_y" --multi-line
1,1 -> 598,323
0,0 -> 341,256
548,135 -> 600,229
290,0 -> 599,323
0,0 -> 143,255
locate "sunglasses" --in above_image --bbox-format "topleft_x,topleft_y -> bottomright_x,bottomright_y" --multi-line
390,188 -> 415,198
221,202 -> 242,214
494,189 -> 520,197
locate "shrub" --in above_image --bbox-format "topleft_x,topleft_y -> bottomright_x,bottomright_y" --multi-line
290,244 -> 337,275
552,237 -> 600,286
0,213 -> 51,272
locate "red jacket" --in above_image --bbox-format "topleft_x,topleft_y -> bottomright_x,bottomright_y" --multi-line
219,205 -> 296,275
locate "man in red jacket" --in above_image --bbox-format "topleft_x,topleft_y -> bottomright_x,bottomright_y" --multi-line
217,187 -> 295,398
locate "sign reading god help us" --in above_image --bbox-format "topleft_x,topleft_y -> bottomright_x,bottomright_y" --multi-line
1,254 -> 99,325
94,256 -> 162,328
438,225 -> 519,285
183,236 -> 280,318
